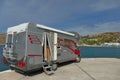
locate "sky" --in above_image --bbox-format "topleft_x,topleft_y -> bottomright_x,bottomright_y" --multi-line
0,0 -> 120,36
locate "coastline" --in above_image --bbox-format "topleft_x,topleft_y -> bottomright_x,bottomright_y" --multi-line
0,70 -> 12,74
79,45 -> 101,47
79,44 -> 120,48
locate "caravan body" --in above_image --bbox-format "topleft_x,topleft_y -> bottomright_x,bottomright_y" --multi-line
3,22 -> 80,74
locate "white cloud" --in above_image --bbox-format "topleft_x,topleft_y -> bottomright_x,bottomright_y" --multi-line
90,0 -> 120,12
1,0 -> 120,24
69,21 -> 120,36
0,0 -> 120,32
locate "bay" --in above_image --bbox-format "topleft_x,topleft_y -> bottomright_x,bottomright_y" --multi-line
79,46 -> 120,58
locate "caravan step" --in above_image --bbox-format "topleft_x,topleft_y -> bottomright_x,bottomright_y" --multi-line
43,66 -> 51,69
43,66 -> 54,75
44,70 -> 54,75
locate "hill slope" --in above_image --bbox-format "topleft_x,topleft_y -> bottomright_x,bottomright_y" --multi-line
0,33 -> 6,45
80,32 -> 120,45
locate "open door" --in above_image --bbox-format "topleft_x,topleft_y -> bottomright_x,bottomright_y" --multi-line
43,32 -> 57,62
43,32 -> 51,62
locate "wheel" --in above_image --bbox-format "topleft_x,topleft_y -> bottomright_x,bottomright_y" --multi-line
76,56 -> 81,63
51,63 -> 58,71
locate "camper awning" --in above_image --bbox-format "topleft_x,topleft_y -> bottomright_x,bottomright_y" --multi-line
36,24 -> 75,36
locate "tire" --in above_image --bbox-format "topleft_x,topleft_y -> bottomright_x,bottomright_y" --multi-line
51,63 -> 58,71
76,56 -> 81,63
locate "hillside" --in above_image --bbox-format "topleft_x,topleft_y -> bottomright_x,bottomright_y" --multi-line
80,32 -> 120,46
0,33 -> 6,45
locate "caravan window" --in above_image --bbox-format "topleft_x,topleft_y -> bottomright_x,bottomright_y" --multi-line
64,39 -> 75,47
58,38 -> 76,47
7,34 -> 12,48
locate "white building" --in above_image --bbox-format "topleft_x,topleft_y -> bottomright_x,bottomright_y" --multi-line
103,43 -> 120,47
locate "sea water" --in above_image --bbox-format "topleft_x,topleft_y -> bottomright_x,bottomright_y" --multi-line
79,46 -> 120,58
0,46 -> 120,72
0,46 -> 9,72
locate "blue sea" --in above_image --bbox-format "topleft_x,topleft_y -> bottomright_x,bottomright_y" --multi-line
0,46 -> 120,72
0,46 -> 9,72
79,46 -> 120,58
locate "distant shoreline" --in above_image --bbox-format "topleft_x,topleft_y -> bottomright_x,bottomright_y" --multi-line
0,44 -> 4,46
78,44 -> 101,47
79,45 -> 101,47
78,44 -> 120,48
0,70 -> 12,74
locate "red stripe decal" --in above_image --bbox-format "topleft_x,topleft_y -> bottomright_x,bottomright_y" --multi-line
28,35 -> 42,44
67,46 -> 80,56
28,54 -> 42,56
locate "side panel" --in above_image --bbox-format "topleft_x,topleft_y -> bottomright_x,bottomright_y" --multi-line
26,24 -> 44,71
57,33 -> 77,63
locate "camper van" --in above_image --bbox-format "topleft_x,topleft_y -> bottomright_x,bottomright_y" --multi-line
3,22 -> 80,74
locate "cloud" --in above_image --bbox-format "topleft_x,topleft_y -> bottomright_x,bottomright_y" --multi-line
90,0 -> 120,12
0,0 -> 120,33
1,0 -> 120,24
0,0 -> 82,22
69,21 -> 120,36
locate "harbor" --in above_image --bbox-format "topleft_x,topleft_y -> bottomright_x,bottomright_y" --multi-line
0,58 -> 120,80
0,1 -> 120,80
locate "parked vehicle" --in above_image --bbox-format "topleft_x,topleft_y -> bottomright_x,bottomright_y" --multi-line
3,22 -> 80,74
